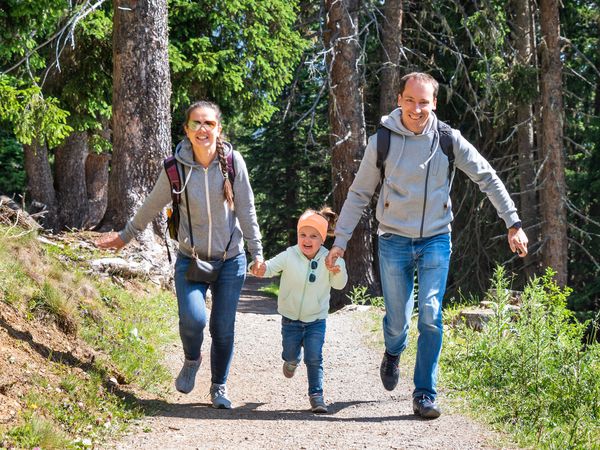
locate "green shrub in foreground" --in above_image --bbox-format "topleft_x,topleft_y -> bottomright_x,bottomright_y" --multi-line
442,267 -> 600,449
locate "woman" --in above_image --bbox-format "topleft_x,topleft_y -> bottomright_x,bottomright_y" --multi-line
96,100 -> 263,409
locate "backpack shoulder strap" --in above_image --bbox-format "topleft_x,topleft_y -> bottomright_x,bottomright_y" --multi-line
163,155 -> 181,204
376,126 -> 391,180
437,120 -> 455,182
226,149 -> 236,183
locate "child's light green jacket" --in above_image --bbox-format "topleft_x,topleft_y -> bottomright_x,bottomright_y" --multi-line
254,245 -> 347,322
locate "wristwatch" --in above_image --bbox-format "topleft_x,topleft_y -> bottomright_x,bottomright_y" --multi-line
510,221 -> 522,230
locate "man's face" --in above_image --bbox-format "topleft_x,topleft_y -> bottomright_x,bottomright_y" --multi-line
397,78 -> 437,134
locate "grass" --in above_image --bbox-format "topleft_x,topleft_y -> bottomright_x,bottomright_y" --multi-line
259,281 -> 279,297
352,266 -> 600,449
442,267 -> 600,449
0,225 -> 179,449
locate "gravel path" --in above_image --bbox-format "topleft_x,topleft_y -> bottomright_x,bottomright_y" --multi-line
110,277 -> 506,450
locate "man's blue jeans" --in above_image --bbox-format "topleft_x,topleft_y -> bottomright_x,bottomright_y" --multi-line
281,317 -> 326,396
174,252 -> 246,385
378,232 -> 451,401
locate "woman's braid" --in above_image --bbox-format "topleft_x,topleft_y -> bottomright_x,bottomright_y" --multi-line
217,136 -> 235,210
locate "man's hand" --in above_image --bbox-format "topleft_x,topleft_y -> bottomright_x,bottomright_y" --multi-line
95,232 -> 126,250
508,228 -> 528,257
326,246 -> 345,270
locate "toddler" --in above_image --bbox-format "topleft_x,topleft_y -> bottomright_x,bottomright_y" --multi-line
250,207 -> 348,413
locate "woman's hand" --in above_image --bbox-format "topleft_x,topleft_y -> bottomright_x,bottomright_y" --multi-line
251,257 -> 266,277
95,232 -> 126,250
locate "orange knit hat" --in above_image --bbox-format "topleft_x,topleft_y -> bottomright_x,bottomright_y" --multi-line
297,211 -> 328,242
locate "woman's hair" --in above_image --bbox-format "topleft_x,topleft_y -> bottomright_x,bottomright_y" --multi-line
184,101 -> 234,210
307,206 -> 338,237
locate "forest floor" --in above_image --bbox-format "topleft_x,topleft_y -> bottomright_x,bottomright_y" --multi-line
108,276 -> 515,450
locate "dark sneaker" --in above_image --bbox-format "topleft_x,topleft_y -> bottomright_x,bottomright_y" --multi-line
175,357 -> 201,394
412,395 -> 442,419
309,394 -> 328,413
283,361 -> 298,378
210,383 -> 232,409
379,351 -> 400,391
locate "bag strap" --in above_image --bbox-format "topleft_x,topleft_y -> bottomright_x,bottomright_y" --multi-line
437,120 -> 454,183
182,165 -> 233,261
376,127 -> 391,182
163,156 -> 181,204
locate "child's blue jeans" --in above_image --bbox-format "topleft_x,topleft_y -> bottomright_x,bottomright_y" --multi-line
281,316 -> 326,395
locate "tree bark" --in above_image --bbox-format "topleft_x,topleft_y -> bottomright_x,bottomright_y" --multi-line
513,0 -> 538,278
103,0 -> 172,230
539,0 -> 568,285
379,0 -> 403,117
324,0 -> 378,306
85,152 -> 111,229
23,141 -> 58,231
55,131 -> 90,230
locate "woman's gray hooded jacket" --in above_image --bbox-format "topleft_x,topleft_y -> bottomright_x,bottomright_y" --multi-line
333,109 -> 521,250
120,138 -> 262,261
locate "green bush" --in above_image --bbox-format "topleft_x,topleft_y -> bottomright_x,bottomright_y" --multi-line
0,129 -> 26,197
442,266 -> 600,449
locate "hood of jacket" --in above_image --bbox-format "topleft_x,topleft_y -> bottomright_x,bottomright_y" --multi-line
380,107 -> 438,137
174,137 -> 234,169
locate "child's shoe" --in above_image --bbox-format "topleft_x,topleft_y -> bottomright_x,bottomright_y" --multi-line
309,393 -> 328,413
282,361 -> 298,378
175,356 -> 201,394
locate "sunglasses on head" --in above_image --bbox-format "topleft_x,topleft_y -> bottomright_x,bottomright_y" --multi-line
187,120 -> 218,131
309,260 -> 318,283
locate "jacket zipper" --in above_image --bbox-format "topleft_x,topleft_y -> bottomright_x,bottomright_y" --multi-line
297,259 -> 312,319
204,167 -> 212,258
419,136 -> 438,238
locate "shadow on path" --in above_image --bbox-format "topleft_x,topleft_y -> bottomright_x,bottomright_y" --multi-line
116,392 -> 422,423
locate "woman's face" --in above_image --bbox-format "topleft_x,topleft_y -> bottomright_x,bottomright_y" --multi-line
184,107 -> 222,152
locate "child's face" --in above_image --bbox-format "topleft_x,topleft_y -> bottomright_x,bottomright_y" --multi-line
297,226 -> 323,259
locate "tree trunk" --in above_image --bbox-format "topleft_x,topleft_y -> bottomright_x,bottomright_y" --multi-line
85,152 -> 111,229
23,141 -> 58,231
513,0 -> 538,278
379,0 -> 403,117
55,131 -> 90,230
324,0 -> 378,306
103,0 -> 172,230
539,0 -> 568,285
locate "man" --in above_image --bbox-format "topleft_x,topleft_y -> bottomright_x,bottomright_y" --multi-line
325,72 -> 528,419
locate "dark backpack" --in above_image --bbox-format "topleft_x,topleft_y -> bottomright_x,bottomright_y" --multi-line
376,120 -> 455,184
163,147 -> 236,261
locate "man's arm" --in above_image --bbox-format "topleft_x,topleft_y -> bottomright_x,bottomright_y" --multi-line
452,130 -> 528,258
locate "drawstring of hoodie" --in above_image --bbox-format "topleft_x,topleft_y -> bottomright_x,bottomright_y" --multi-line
419,131 -> 440,170
173,165 -> 194,195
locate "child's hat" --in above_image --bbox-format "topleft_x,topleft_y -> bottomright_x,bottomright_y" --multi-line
297,211 -> 328,242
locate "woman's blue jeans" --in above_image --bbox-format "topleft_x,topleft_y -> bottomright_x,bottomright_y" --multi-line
281,317 -> 326,396
378,232 -> 451,401
174,252 -> 246,385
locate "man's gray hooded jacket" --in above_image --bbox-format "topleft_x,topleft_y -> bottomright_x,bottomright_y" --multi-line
333,109 -> 520,250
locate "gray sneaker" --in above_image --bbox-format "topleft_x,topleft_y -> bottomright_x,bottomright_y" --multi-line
175,357 -> 201,394
283,361 -> 298,378
309,394 -> 328,413
210,383 -> 232,409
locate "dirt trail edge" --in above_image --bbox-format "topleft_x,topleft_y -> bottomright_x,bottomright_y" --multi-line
110,277 -> 507,450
